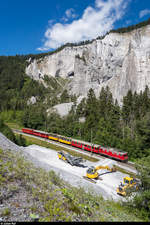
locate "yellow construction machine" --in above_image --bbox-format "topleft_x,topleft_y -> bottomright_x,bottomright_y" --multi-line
83,165 -> 116,183
117,177 -> 140,196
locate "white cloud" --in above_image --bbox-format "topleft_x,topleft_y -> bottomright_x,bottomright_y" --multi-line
38,0 -> 129,51
65,8 -> 77,19
139,9 -> 150,18
61,8 -> 78,22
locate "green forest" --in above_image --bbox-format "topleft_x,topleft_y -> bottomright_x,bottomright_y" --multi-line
14,86 -> 150,162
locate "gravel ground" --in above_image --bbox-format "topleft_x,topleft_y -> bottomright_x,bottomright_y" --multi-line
22,144 -> 129,201
0,180 -> 44,222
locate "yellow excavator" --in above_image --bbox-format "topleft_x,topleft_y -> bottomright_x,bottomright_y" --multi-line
83,165 -> 116,183
117,177 -> 140,196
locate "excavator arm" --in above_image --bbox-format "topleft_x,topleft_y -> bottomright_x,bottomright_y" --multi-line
95,165 -> 116,172
84,165 -> 116,182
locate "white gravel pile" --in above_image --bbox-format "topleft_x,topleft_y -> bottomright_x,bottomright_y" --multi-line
53,102 -> 74,117
50,96 -> 85,118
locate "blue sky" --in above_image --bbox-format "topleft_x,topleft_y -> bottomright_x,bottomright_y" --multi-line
0,0 -> 150,56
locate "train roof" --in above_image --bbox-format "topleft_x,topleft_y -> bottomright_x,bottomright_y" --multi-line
71,137 -> 127,155
29,128 -> 50,135
33,129 -> 70,138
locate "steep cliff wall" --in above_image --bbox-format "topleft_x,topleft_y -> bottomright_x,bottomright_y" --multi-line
26,25 -> 150,104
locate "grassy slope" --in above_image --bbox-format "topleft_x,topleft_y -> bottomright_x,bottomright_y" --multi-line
0,148 -> 145,222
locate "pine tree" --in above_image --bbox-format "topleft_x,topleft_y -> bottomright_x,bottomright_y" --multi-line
122,90 -> 133,125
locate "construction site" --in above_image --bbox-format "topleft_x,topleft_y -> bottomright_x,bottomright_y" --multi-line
23,144 -> 140,201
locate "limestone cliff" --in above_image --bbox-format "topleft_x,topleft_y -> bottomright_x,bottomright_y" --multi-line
26,25 -> 150,104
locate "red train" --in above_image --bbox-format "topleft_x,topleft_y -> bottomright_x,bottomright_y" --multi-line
22,128 -> 128,162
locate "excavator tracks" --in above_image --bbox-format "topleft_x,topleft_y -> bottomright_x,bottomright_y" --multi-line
83,176 -> 97,183
83,176 -> 103,183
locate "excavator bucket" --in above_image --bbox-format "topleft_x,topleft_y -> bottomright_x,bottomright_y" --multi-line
111,167 -> 117,172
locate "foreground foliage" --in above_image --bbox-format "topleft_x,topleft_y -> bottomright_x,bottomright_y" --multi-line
130,156 -> 150,219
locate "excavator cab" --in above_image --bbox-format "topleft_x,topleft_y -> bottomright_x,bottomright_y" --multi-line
86,167 -> 99,179
123,177 -> 137,185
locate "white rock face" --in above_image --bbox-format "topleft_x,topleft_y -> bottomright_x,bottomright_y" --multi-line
26,25 -> 150,104
27,96 -> 37,105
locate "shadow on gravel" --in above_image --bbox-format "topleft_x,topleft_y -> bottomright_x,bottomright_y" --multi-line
75,164 -> 88,168
99,171 -> 116,176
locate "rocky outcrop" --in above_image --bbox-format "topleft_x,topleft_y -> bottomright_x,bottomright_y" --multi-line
0,132 -> 22,152
26,25 -> 150,104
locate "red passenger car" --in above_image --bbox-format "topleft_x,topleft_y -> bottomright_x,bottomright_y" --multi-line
22,128 -> 33,135
22,127 -> 128,162
71,140 -> 83,149
22,128 -> 49,139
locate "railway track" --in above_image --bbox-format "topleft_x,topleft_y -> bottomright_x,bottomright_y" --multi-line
13,129 -> 137,174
